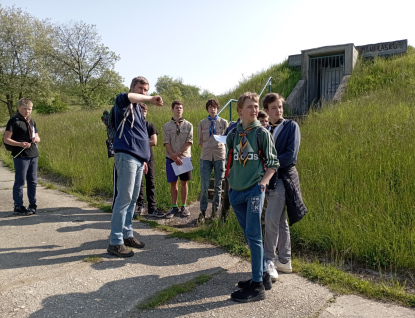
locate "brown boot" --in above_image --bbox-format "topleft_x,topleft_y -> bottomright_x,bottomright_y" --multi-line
124,237 -> 145,249
107,244 -> 134,257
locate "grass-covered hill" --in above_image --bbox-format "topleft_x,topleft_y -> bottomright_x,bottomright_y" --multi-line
296,47 -> 415,271
0,48 -> 414,278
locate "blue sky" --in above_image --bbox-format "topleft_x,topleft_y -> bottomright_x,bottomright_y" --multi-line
1,0 -> 413,95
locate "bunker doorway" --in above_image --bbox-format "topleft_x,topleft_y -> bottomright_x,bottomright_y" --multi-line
308,54 -> 344,108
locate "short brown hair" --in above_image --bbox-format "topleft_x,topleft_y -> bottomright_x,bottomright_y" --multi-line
257,110 -> 269,120
129,76 -> 149,92
237,92 -> 259,110
205,99 -> 220,111
18,98 -> 33,108
262,93 -> 285,110
171,100 -> 183,109
140,103 -> 148,111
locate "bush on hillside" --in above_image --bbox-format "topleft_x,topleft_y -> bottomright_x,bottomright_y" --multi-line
35,97 -> 69,114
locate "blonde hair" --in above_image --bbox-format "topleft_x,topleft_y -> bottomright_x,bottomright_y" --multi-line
18,98 -> 33,108
237,92 -> 259,109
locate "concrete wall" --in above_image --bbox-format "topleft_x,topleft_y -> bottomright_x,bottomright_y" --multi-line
301,43 -> 358,80
285,79 -> 307,115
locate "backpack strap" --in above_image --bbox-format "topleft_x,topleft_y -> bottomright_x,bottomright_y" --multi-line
256,127 -> 266,171
225,128 -> 237,179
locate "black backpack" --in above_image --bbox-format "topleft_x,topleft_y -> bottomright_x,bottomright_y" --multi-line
101,103 -> 138,158
101,106 -> 116,158
3,136 -> 13,151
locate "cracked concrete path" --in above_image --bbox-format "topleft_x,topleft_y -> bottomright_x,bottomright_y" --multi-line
0,162 -> 413,317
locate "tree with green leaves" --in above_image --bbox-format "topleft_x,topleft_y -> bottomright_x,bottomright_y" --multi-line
52,21 -> 121,108
0,5 -> 54,117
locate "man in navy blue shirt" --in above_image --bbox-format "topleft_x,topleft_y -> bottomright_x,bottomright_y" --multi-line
108,76 -> 163,258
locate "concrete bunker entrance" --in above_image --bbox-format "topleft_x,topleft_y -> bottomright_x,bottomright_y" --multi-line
308,53 -> 344,107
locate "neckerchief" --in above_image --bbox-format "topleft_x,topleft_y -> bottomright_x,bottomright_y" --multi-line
208,114 -> 218,136
237,126 -> 255,167
16,112 -> 34,140
269,118 -> 284,134
172,117 -> 184,135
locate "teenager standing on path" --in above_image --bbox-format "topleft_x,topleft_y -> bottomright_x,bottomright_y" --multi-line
226,92 -> 279,302
163,100 -> 193,218
263,92 -> 307,280
197,99 -> 228,224
134,103 -> 164,218
107,76 -> 163,258
3,98 -> 40,216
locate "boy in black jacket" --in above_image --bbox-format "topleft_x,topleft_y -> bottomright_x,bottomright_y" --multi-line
4,98 -> 40,216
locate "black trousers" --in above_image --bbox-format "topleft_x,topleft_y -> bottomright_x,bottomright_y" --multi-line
136,157 -> 156,212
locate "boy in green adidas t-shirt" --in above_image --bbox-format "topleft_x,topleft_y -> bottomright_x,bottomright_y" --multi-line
225,92 -> 279,302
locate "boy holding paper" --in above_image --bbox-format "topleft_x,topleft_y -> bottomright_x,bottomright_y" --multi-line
197,99 -> 228,224
163,100 -> 193,218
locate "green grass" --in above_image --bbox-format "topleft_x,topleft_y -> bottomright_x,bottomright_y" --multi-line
83,255 -> 104,264
136,274 -> 213,309
294,259 -> 415,307
294,48 -> 415,272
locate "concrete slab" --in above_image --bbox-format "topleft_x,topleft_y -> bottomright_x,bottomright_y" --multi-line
320,295 -> 415,318
127,261 -> 333,318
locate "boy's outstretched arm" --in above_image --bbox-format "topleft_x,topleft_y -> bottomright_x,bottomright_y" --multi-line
128,93 -> 163,106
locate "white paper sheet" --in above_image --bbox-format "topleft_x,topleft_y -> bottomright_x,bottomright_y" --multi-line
171,157 -> 193,176
213,134 -> 227,144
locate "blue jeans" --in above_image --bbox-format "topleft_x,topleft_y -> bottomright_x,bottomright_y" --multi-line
13,157 -> 38,207
199,159 -> 225,213
110,152 -> 144,245
229,184 -> 266,282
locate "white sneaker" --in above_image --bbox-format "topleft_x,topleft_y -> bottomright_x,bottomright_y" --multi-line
266,259 -> 278,282
276,259 -> 292,273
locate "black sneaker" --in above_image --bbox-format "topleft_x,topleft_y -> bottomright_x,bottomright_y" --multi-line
180,206 -> 190,217
165,207 -> 179,219
124,237 -> 145,248
150,209 -> 165,218
237,272 -> 272,291
27,203 -> 37,214
107,244 -> 134,257
231,281 -> 265,303
13,206 -> 33,216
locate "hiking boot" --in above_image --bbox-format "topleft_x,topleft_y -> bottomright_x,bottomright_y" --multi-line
150,209 -> 165,218
165,207 -> 179,219
180,206 -> 190,217
27,203 -> 37,214
124,237 -> 145,249
197,212 -> 206,226
276,259 -> 292,273
107,244 -> 134,257
231,281 -> 265,303
237,271 -> 272,290
13,206 -> 33,216
266,259 -> 279,281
